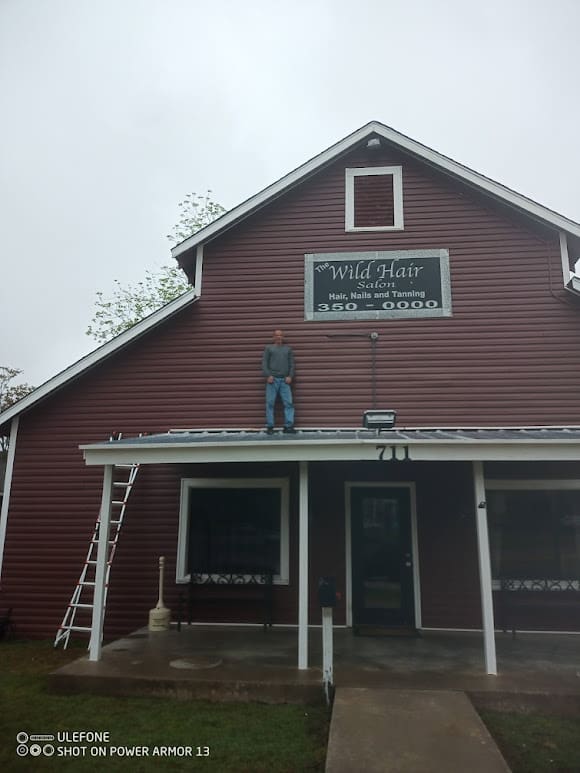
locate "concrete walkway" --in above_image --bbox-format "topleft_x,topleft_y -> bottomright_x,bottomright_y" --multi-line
326,688 -> 510,773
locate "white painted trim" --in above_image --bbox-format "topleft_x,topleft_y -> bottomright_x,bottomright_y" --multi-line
409,484 -> 422,629
487,479 -> 580,592
89,465 -> 114,662
344,482 -> 421,629
422,625 -> 580,635
171,120 -> 580,262
344,492 -> 352,629
0,291 -> 199,428
486,479 -> 580,489
176,477 -> 290,585
473,461 -> 497,675
298,461 -> 309,669
175,621 -> 349,629
167,423 -> 580,432
0,417 -> 19,581
194,245 -> 204,294
82,438 -> 580,466
322,606 -> 333,689
560,232 -> 572,284
345,166 -> 404,232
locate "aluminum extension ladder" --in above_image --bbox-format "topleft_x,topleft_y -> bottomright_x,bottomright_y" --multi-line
54,444 -> 140,649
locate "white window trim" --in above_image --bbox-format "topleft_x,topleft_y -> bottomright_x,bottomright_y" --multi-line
486,479 -> 580,490
486,478 -> 580,589
345,166 -> 404,232
176,477 -> 290,585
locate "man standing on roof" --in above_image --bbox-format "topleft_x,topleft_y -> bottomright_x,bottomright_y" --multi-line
262,329 -> 295,434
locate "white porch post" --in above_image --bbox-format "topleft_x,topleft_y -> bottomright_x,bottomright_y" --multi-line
472,460 -> 497,675
0,417 -> 19,581
89,464 -> 114,662
298,460 -> 309,669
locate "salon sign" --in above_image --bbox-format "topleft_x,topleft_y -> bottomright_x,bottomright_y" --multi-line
304,249 -> 452,321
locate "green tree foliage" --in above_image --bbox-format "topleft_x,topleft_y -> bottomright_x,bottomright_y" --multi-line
85,265 -> 190,343
86,191 -> 226,343
0,367 -> 34,413
1,366 -> 34,450
166,190 -> 226,246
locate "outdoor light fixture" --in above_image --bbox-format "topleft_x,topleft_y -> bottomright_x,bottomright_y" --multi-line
363,409 -> 397,430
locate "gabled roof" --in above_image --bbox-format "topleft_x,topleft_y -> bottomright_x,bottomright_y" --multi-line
0,290 -> 199,429
4,122 -> 579,431
171,120 -> 580,263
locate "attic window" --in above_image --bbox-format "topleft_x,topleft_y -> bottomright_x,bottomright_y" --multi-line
345,166 -> 404,232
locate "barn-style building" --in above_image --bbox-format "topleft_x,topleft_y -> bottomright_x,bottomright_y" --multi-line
2,121 -> 580,675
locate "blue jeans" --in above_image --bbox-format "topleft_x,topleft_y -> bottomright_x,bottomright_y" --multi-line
266,378 -> 294,428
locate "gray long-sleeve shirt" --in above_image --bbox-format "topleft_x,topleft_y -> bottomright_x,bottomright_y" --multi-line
262,344 -> 295,378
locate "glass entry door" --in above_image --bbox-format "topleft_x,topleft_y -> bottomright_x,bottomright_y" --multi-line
350,486 -> 415,628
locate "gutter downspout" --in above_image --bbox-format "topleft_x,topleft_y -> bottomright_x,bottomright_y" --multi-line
0,417 -> 20,583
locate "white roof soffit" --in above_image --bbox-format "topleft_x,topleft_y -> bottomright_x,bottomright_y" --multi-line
81,433 -> 580,465
171,120 -> 580,260
0,290 -> 199,428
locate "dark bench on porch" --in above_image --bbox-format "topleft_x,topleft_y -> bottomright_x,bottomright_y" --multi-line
177,571 -> 274,630
500,578 -> 580,636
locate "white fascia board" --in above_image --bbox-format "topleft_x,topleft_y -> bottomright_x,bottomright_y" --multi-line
372,126 -> 580,238
0,290 -> 199,428
171,120 -> 580,261
81,437 -> 580,466
171,122 -> 381,259
560,232 -> 572,284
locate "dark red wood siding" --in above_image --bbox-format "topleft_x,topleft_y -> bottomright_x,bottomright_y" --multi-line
3,140 -> 580,637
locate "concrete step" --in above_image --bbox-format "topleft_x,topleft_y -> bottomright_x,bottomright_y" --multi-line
326,687 -> 510,773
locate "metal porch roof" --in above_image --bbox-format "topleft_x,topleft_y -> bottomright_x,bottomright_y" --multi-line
80,426 -> 580,465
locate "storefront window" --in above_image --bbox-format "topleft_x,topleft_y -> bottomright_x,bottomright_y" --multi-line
188,487 -> 280,574
487,488 -> 580,579
177,478 -> 289,583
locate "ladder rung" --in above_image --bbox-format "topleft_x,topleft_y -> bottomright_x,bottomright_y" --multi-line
71,603 -> 93,609
80,581 -> 96,586
112,500 -> 126,506
91,539 -> 116,545
67,626 -> 92,632
86,560 -> 113,565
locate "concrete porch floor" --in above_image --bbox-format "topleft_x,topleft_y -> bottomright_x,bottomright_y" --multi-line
49,625 -> 580,705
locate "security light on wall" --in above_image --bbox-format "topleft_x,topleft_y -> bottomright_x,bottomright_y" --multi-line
363,409 -> 397,430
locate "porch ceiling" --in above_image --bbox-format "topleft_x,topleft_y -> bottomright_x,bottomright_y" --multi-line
80,426 -> 580,465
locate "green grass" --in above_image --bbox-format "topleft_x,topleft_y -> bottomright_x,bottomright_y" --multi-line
479,708 -> 580,773
0,640 -> 329,772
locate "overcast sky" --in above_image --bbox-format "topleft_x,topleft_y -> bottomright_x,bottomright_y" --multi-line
1,0 -> 579,388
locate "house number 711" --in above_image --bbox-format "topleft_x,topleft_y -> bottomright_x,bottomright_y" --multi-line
376,445 -> 411,461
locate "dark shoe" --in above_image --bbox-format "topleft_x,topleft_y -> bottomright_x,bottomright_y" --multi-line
266,427 -> 275,435
283,426 -> 296,434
